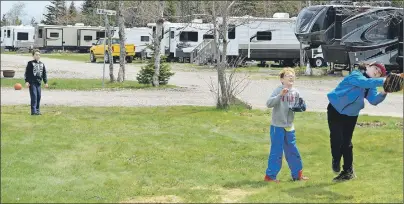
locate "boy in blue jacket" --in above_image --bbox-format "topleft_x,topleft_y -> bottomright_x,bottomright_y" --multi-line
327,62 -> 388,182
264,68 -> 309,183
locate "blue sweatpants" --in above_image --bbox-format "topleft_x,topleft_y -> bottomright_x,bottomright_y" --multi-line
29,83 -> 41,114
265,125 -> 303,180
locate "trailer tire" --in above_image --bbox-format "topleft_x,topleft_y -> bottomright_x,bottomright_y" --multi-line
315,57 -> 325,67
126,56 -> 133,63
90,52 -> 96,63
113,57 -> 118,63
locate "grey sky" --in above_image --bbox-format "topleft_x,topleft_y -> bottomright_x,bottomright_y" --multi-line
1,1 -> 84,25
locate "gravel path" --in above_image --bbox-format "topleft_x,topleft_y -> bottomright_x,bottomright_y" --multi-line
1,54 -> 402,117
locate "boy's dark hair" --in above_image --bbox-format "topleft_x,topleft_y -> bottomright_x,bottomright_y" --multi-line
32,49 -> 40,56
358,62 -> 368,71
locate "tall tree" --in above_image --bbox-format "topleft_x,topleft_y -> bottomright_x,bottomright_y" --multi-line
15,17 -> 22,25
152,1 -> 165,87
5,2 -> 26,25
68,1 -> 77,24
1,14 -> 8,26
165,0 -> 177,22
117,0 -> 126,83
42,0 -> 67,25
30,17 -> 37,26
80,0 -> 101,26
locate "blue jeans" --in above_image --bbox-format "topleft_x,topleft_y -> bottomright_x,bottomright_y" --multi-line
29,83 -> 41,114
266,125 -> 303,180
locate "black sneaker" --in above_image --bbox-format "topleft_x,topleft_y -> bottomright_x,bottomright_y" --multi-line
332,158 -> 341,174
333,169 -> 356,182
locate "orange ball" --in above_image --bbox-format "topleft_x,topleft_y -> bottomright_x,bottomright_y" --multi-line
14,83 -> 22,90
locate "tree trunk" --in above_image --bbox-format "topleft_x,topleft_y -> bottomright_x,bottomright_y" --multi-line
152,1 -> 165,87
107,23 -> 114,82
216,1 -> 235,109
105,13 -> 115,82
217,12 -> 229,109
117,0 -> 126,82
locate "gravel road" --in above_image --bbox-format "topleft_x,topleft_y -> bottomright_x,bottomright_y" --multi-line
1,54 -> 402,117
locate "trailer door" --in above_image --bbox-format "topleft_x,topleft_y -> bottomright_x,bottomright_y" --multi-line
45,28 -> 63,47
78,29 -> 96,47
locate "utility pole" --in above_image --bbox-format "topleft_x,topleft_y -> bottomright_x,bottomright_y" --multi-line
96,8 -> 116,88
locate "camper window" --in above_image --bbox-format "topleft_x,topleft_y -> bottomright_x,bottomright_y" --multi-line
17,32 -> 29,40
141,36 -> 149,42
256,31 -> 272,41
228,24 -> 236,39
203,34 -> 214,39
3,30 -> 6,37
179,31 -> 198,42
170,31 -> 174,39
7,30 -> 10,38
50,32 -> 59,38
96,31 -> 105,40
84,36 -> 93,41
365,23 -> 389,41
38,29 -> 43,38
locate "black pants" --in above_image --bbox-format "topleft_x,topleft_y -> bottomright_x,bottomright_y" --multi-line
29,83 -> 41,114
327,103 -> 358,171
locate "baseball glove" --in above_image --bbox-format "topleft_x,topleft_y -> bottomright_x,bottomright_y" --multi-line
290,97 -> 307,112
383,73 -> 404,93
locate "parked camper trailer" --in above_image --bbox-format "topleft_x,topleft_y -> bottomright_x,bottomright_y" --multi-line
190,14 -> 325,67
34,23 -> 117,52
295,4 -> 403,71
1,25 -> 35,51
147,20 -> 214,62
125,27 -> 153,58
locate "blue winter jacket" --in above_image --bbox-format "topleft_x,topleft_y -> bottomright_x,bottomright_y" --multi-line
327,70 -> 386,116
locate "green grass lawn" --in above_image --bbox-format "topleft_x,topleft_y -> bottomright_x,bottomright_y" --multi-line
1,52 -> 144,64
1,106 -> 402,203
1,78 -> 176,90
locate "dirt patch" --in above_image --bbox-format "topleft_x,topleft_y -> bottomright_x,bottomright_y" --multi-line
121,195 -> 183,203
220,188 -> 255,203
190,186 -> 255,203
356,121 -> 386,128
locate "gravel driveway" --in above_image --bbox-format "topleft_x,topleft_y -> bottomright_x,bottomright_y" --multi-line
1,54 -> 402,117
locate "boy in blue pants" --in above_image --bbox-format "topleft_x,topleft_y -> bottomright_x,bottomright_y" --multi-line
264,68 -> 308,183
24,49 -> 48,115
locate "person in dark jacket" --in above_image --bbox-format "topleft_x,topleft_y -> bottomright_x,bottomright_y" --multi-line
24,49 -> 48,115
326,61 -> 388,182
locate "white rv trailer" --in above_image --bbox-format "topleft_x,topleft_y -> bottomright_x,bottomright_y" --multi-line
190,13 -> 325,67
124,27 -> 153,58
1,25 -> 35,51
147,20 -> 214,62
225,14 -> 325,66
34,23 -> 118,52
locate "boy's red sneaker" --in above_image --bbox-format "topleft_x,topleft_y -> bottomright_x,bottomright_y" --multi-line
264,175 -> 280,183
293,170 -> 309,181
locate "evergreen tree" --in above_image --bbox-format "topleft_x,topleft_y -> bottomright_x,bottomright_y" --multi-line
69,1 -> 77,16
1,14 -> 7,26
15,17 -> 22,25
30,17 -> 37,26
68,1 -> 77,24
80,0 -> 100,26
81,0 -> 98,15
165,0 -> 177,23
42,0 -> 67,25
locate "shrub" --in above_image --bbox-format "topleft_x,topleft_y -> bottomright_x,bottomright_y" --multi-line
136,56 -> 175,85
